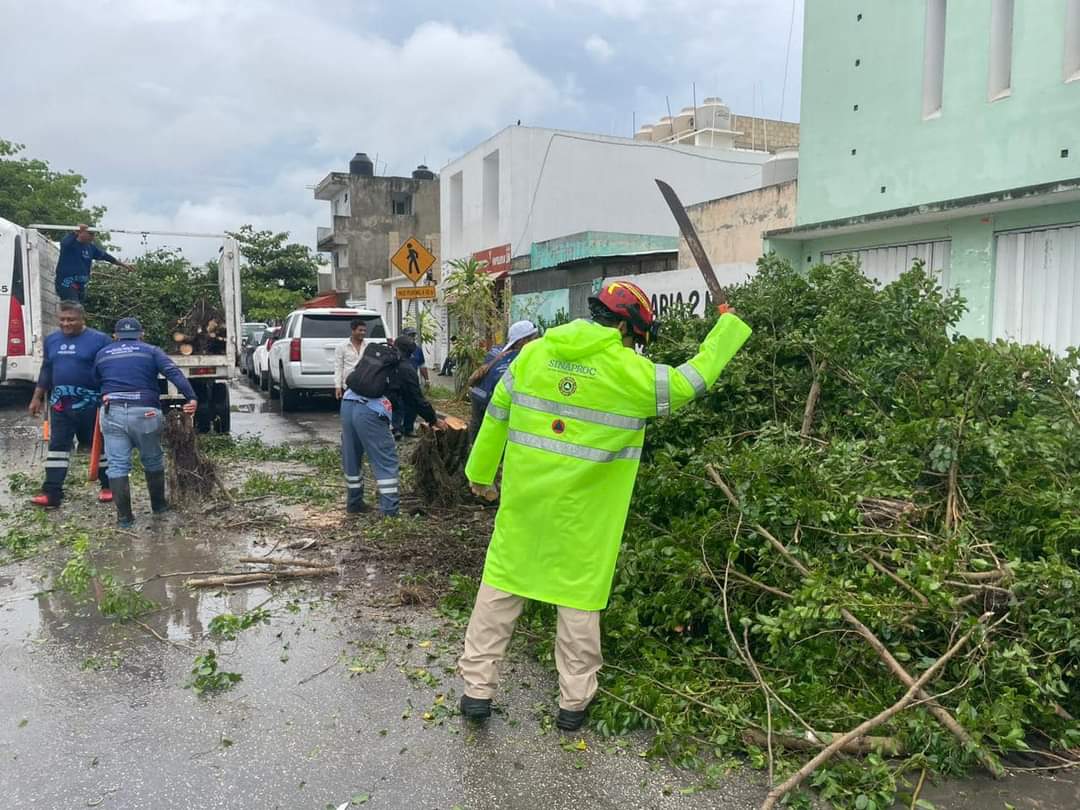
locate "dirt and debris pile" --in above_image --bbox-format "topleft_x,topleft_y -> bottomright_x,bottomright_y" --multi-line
594,257 -> 1080,808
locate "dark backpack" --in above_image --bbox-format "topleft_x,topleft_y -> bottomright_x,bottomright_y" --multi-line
346,342 -> 399,398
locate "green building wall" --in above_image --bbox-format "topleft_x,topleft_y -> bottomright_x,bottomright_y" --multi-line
798,0 -> 1079,226
768,200 -> 1080,339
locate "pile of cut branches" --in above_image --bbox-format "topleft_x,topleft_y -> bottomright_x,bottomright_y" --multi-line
595,257 -> 1080,808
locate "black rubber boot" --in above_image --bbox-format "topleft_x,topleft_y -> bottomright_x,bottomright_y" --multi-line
146,470 -> 169,514
556,705 -> 589,732
460,695 -> 492,722
111,476 -> 135,529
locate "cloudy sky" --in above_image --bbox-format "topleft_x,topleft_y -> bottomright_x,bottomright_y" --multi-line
4,0 -> 803,261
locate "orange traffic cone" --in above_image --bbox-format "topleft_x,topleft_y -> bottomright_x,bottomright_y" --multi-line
88,411 -> 103,481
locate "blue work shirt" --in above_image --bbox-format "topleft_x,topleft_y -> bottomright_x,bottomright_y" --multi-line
94,339 -> 197,407
471,347 -> 519,403
55,233 -> 118,292
37,327 -> 112,411
411,346 -> 425,368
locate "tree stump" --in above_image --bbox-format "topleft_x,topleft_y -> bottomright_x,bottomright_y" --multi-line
163,409 -> 223,502
411,416 -> 470,506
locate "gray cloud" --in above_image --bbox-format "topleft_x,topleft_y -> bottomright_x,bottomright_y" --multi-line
3,0 -> 802,261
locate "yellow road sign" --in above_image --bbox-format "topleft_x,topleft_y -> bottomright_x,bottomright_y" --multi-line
391,237 -> 436,282
395,285 -> 437,300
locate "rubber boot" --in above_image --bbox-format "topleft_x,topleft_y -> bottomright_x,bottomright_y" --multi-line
146,470 -> 169,515
112,477 -> 135,529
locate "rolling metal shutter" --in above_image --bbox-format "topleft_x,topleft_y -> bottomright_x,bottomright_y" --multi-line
822,240 -> 951,287
993,224 -> 1080,354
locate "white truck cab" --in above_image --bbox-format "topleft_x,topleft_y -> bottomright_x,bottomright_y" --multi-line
268,307 -> 387,411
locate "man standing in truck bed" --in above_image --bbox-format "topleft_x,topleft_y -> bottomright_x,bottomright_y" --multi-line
55,224 -> 133,303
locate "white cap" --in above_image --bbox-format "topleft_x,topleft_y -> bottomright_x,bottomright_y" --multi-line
503,320 -> 539,352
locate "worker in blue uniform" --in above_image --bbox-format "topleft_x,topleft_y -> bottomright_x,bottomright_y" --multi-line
28,301 -> 112,507
55,224 -> 134,303
93,317 -> 197,527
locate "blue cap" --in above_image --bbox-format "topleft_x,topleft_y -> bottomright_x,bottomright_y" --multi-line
115,317 -> 143,338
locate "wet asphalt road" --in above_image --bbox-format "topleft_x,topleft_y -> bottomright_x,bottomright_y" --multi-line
2,377 -> 1079,809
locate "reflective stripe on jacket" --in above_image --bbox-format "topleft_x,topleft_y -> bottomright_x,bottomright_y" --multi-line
464,314 -> 752,611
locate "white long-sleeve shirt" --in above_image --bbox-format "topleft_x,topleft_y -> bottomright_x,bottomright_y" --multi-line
333,339 -> 364,390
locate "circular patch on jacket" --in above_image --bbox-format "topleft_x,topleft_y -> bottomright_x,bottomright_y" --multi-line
551,419 -> 566,434
558,377 -> 577,397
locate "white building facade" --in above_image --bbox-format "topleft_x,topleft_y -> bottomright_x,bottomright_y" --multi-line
441,125 -> 769,263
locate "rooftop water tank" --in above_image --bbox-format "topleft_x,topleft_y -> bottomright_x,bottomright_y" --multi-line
673,107 -> 696,136
651,116 -> 673,142
349,152 -> 374,176
696,97 -> 731,131
412,164 -> 436,180
634,124 -> 655,142
761,149 -> 799,186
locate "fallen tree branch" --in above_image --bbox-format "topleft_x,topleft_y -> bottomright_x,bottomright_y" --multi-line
705,464 -> 1006,779
760,614 -> 990,810
861,553 -> 929,607
740,728 -> 904,758
185,568 -> 336,588
237,556 -> 337,570
800,358 -> 826,442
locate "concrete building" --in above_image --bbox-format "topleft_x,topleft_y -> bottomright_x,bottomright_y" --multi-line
314,153 -> 440,299
633,97 -> 800,154
767,1 -> 1080,353
440,124 -> 771,333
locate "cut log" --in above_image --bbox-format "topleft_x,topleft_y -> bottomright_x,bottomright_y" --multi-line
411,418 -> 471,506
172,297 -> 227,356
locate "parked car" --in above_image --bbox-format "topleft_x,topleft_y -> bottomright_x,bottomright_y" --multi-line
241,327 -> 267,379
252,327 -> 281,392
238,321 -> 269,370
268,308 -> 386,411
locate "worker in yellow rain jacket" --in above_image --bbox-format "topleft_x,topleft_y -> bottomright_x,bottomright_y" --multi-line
458,280 -> 752,730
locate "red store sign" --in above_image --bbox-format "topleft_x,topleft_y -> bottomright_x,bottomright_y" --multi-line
471,244 -> 511,274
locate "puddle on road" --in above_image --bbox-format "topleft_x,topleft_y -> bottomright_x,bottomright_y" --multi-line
1,519 -> 335,659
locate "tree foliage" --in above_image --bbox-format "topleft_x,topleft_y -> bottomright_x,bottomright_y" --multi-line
229,225 -> 319,323
0,140 -> 105,228
443,257 -> 501,393
85,249 -> 220,346
592,256 -> 1080,808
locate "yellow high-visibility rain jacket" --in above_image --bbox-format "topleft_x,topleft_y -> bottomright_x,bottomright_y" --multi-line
465,314 -> 752,611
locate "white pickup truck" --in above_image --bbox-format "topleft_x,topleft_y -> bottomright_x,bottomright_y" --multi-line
0,218 -> 242,432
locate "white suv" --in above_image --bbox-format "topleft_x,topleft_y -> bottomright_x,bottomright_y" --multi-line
268,307 -> 387,411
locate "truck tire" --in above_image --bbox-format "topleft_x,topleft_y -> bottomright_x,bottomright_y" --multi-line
280,366 -> 300,413
268,367 -> 280,400
212,381 -> 231,433
191,380 -> 213,433
259,368 -> 269,392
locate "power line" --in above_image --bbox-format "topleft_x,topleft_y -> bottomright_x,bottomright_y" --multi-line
779,0 -> 797,121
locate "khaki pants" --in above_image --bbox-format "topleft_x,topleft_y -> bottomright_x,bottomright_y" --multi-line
458,583 -> 602,711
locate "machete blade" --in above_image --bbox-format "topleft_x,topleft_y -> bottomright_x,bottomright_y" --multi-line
654,178 -> 726,307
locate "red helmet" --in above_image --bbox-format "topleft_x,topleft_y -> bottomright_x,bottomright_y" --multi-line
589,281 -> 658,344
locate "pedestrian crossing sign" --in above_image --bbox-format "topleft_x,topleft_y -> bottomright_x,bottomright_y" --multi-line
391,237 -> 436,283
